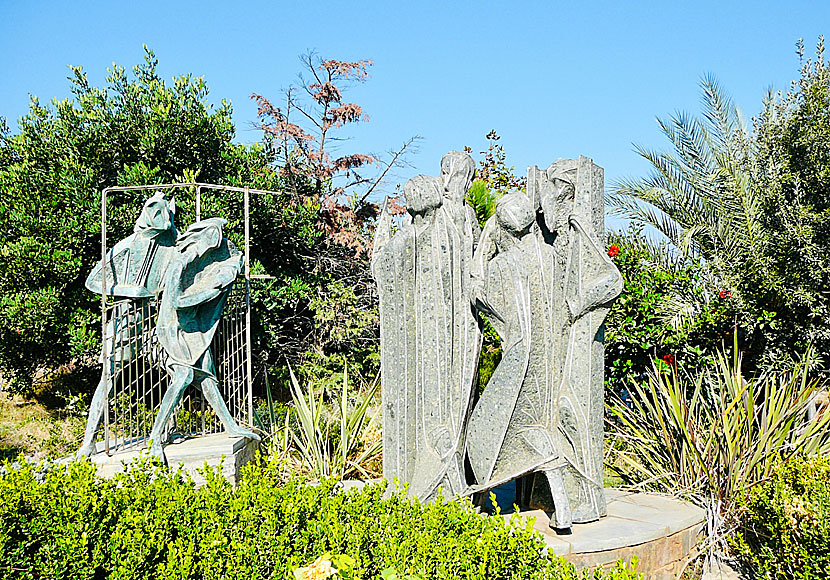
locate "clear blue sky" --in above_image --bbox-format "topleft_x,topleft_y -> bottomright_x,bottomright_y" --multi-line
1,0 -> 827,226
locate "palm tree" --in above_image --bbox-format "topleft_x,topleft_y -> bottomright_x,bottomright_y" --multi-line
608,76 -> 768,333
609,75 -> 763,276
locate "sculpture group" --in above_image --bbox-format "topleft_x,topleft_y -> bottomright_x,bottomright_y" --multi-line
372,152 -> 623,530
77,192 -> 259,461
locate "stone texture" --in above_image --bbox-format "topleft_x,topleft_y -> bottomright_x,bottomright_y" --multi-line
701,561 -> 742,580
372,154 -> 481,502
89,433 -> 259,485
504,489 -> 705,579
373,154 -> 623,532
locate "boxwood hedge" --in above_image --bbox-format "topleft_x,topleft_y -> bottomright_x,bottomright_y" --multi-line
0,456 -> 639,580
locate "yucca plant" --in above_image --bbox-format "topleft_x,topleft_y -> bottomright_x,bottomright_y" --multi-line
607,337 -> 830,535
254,371 -> 291,459
287,361 -> 381,480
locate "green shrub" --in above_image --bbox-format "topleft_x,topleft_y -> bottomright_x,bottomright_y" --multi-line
604,227 -> 734,395
607,338 -> 830,551
0,456 -> 640,580
731,455 -> 830,579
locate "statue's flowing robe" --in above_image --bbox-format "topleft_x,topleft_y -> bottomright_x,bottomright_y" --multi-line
467,219 -> 623,521
373,206 -> 481,500
466,234 -> 567,487
156,240 -> 241,372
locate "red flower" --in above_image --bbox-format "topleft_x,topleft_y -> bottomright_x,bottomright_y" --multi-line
719,290 -> 732,299
663,354 -> 675,365
607,245 -> 620,258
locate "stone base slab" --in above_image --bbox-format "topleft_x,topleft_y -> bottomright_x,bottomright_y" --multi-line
88,433 -> 259,485
505,489 -> 705,580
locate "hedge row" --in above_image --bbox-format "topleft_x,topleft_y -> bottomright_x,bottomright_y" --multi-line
0,456 -> 639,580
732,455 -> 830,579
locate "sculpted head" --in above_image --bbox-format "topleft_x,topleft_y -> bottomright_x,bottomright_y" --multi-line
135,191 -> 177,237
544,159 -> 577,232
496,192 -> 535,239
546,158 -> 577,201
404,175 -> 442,217
440,151 -> 475,204
177,217 -> 226,258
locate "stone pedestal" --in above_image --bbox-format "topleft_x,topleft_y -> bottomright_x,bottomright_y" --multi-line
504,489 -> 705,580
88,433 -> 259,485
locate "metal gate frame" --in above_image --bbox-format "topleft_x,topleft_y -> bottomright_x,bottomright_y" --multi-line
98,182 -> 276,454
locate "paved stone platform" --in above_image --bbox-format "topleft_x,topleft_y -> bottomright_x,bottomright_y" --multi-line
88,433 -> 259,485
503,488 -> 705,579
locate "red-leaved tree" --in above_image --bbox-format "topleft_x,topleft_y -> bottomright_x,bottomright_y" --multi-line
252,54 -> 417,254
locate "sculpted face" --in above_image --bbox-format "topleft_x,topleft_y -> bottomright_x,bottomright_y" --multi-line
543,160 -> 577,232
136,191 -> 176,234
546,160 -> 577,203
405,175 -> 442,216
440,151 -> 475,204
496,192 -> 535,238
177,218 -> 225,258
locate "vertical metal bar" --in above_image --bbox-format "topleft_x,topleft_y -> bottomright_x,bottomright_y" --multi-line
126,305 -> 132,449
141,300 -> 147,445
244,186 -> 253,426
196,185 -> 202,222
101,188 -> 110,456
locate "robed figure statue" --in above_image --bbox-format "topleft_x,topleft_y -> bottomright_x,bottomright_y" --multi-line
149,218 -> 259,460
78,191 -> 179,457
373,157 -> 482,501
467,157 -> 623,530
373,152 -> 621,532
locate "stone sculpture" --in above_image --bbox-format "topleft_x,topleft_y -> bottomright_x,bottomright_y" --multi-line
149,218 -> 259,460
373,153 -> 623,530
77,191 -> 178,457
372,152 -> 482,501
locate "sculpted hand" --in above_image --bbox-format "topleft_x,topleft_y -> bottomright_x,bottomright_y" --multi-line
565,297 -> 581,324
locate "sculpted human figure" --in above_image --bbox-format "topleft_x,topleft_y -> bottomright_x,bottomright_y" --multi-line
376,152 -> 621,529
466,192 -> 577,527
467,158 -> 623,530
149,217 -> 259,461
440,150 -> 481,250
372,171 -> 481,501
78,191 -> 178,458
531,157 -> 623,525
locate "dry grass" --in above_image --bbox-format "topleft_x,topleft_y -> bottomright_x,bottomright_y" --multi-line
0,390 -> 84,461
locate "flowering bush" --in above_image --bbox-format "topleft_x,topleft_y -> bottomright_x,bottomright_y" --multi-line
604,227 -> 734,395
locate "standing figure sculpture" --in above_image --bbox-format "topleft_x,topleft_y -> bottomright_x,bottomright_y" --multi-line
149,217 -> 259,460
373,159 -> 482,501
466,191 -> 572,526
77,191 -> 178,457
466,157 -> 623,530
374,151 -> 623,532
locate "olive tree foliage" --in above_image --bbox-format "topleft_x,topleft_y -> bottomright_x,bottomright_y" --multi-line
0,48 -> 306,396
751,38 -> 830,369
609,38 -> 830,374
